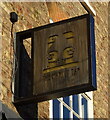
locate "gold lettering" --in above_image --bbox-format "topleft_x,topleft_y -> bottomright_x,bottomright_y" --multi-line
63,31 -> 75,64
46,32 -> 76,68
47,51 -> 58,68
63,31 -> 74,44
48,35 -> 58,49
47,35 -> 58,68
48,51 -> 58,62
43,62 -> 78,74
63,47 -> 74,63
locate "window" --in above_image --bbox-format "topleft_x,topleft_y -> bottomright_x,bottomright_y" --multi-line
49,92 -> 93,119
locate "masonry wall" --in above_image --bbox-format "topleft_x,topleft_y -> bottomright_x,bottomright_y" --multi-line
91,2 -> 108,118
108,2 -> 110,118
0,2 -> 109,119
1,2 -> 50,118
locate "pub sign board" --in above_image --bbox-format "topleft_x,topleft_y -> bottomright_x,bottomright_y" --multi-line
13,14 -> 97,105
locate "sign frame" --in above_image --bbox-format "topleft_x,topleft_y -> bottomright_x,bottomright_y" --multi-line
13,14 -> 97,105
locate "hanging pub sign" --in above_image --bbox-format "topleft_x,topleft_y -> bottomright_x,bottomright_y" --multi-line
13,14 -> 97,105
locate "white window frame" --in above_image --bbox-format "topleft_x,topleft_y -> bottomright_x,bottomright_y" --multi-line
49,92 -> 93,119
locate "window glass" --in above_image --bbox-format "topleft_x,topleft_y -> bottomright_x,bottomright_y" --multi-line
73,95 -> 79,119
82,96 -> 88,119
53,99 -> 60,118
63,96 -> 70,118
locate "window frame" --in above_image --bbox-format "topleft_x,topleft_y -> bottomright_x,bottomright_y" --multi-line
49,92 -> 93,119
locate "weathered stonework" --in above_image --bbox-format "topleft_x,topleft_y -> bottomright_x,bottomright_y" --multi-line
1,2 -> 50,118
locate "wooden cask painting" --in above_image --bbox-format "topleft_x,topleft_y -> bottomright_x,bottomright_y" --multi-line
33,14 -> 97,101
13,14 -> 96,105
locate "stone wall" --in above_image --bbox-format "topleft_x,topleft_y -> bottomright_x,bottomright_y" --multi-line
1,2 -> 50,118
91,2 -> 108,118
108,1 -> 110,118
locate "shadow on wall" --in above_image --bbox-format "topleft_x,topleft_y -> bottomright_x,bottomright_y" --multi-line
0,101 -> 38,119
15,103 -> 38,119
13,42 -> 38,119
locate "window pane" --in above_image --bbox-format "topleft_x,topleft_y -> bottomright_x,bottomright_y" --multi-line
63,96 -> 70,119
82,97 -> 88,120
73,95 -> 79,119
53,99 -> 60,118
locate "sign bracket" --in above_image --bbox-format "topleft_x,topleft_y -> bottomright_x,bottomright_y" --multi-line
13,14 -> 97,105
80,0 -> 96,16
